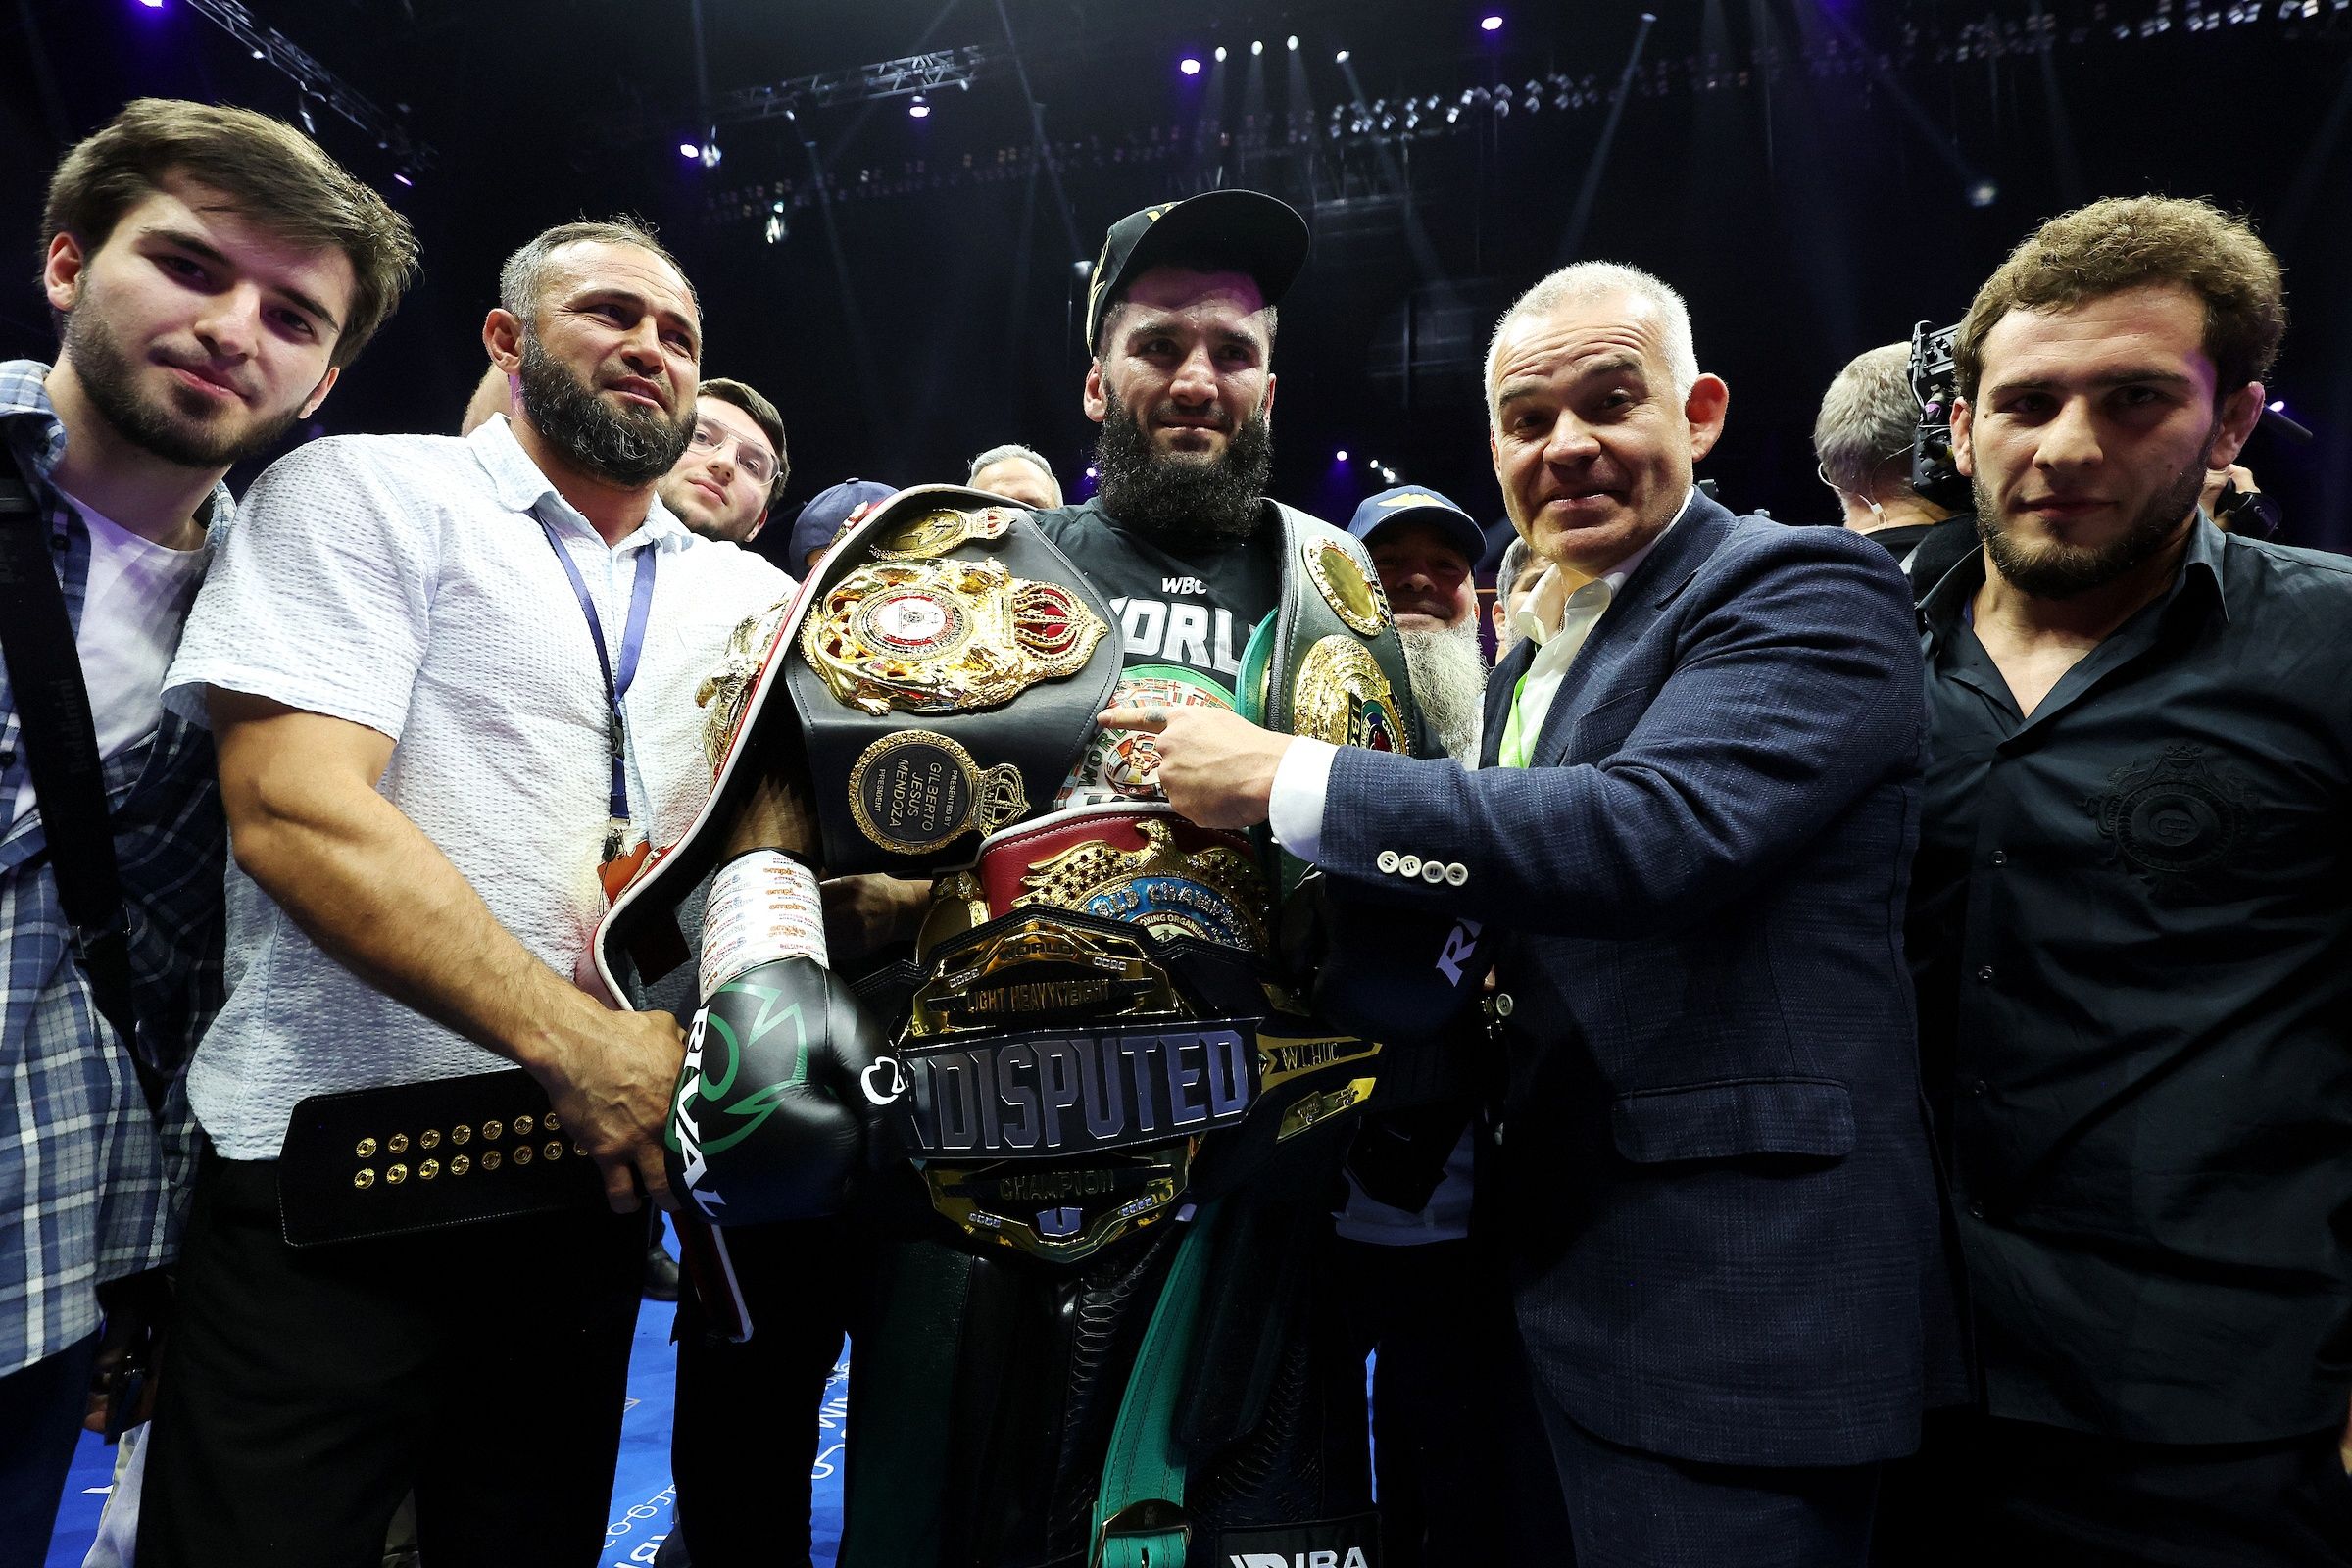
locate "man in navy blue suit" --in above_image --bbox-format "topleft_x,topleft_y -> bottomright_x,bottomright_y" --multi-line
1102,262 -> 1958,1565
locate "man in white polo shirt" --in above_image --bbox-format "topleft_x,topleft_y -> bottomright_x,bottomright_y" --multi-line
138,217 -> 792,1568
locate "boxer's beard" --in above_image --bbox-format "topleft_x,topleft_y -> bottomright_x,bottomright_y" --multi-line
1093,396 -> 1273,544
515,331 -> 693,487
1399,616 -> 1488,762
1973,439 -> 2209,601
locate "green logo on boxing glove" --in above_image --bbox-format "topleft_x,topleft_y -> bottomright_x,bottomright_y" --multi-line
667,980 -> 810,1219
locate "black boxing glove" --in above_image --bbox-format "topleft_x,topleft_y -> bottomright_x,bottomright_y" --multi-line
666,851 -> 890,1224
1281,866 -> 1491,1046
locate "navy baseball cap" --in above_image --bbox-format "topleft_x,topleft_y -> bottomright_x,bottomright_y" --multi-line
1348,486 -> 1484,564
786,479 -> 897,565
1084,189 -> 1310,353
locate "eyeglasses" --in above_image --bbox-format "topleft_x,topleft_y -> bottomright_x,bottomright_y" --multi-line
688,420 -> 777,487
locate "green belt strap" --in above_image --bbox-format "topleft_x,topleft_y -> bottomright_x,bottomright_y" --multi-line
1089,1203 -> 1223,1568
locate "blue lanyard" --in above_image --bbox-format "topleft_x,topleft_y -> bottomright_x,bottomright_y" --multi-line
536,516 -> 658,858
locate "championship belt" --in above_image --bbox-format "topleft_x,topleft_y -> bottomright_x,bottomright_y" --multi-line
1242,503 -> 1421,755
593,485 -> 1122,997
874,804 -> 1384,1263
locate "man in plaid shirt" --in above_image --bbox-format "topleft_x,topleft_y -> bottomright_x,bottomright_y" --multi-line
0,100 -> 413,1558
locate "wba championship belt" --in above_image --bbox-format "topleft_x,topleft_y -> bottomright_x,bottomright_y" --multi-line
877,804 -> 1385,1263
593,486 -> 1122,995
790,488 -> 1120,876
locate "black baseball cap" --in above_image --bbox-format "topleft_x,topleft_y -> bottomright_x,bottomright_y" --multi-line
1083,189 -> 1311,353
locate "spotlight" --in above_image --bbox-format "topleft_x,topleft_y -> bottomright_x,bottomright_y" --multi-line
1481,14 -> 1503,31
1335,48 -> 1351,62
136,0 -> 163,8
679,142 -> 701,159
2269,399 -> 2287,412
1287,35 -> 1299,50
1180,56 -> 1201,75
1336,449 -> 1349,462
1251,39 -> 1264,55
1215,45 -> 1228,62
1966,177 -> 1999,208
909,95 -> 930,118
393,172 -> 414,187
1086,466 -> 1099,478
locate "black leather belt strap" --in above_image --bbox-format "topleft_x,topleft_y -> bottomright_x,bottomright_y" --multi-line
0,454 -> 147,1096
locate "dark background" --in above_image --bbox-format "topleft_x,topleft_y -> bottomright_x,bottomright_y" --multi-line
6,0 -> 2350,567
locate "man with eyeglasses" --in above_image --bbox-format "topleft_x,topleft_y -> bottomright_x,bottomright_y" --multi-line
658,376 -> 788,546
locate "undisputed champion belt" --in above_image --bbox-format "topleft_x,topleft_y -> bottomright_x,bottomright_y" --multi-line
869,806 -> 1386,1261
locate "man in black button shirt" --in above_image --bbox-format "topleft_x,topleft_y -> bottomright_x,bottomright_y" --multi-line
1883,195 -> 2352,1565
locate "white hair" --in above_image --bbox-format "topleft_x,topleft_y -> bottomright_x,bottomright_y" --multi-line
1484,262 -> 1700,425
966,443 -> 1061,500
1811,343 -> 1920,499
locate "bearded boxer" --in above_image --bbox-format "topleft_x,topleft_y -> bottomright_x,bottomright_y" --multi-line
612,190 -> 1462,1568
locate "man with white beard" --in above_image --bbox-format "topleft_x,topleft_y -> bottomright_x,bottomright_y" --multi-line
1348,486 -> 1490,762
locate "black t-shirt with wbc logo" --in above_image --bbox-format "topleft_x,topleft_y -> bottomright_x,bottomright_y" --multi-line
1034,496 -> 1281,697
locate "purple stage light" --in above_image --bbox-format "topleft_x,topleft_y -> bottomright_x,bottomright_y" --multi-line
137,0 -> 165,9
678,142 -> 700,159
1180,56 -> 1201,75
909,97 -> 930,118
393,172 -> 413,187
2269,399 -> 2286,412
1335,449 -> 1349,463
1481,14 -> 1503,31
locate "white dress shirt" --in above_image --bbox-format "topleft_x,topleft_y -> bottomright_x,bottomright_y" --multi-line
1268,489 -> 1693,861
164,416 -> 794,1157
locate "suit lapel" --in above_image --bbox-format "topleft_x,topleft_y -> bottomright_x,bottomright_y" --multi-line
1480,639 -> 1533,768
1523,497 -> 1737,768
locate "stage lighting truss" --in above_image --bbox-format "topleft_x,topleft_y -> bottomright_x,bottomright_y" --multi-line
691,0 -> 2349,229
714,46 -> 991,124
177,0 -> 429,169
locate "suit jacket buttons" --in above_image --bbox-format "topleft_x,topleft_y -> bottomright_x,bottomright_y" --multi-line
1495,992 -> 1515,1017
1445,862 -> 1468,886
1398,854 -> 1423,878
1420,859 -> 1446,884
1376,850 -> 1400,874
